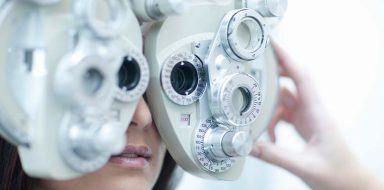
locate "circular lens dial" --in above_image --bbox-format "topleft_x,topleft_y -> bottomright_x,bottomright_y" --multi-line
114,48 -> 149,102
194,118 -> 235,173
75,0 -> 129,38
221,9 -> 267,61
54,53 -> 115,111
59,113 -> 125,173
161,52 -> 207,105
210,73 -> 262,126
170,61 -> 199,95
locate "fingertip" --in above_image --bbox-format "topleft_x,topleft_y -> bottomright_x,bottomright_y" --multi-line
253,142 -> 271,156
253,141 -> 282,161
252,142 -> 306,177
271,42 -> 291,67
271,43 -> 307,87
250,145 -> 261,157
251,141 -> 272,158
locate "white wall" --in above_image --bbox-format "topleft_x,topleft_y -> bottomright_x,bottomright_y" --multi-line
177,0 -> 384,189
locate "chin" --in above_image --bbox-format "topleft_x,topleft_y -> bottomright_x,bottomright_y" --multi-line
101,163 -> 157,189
121,178 -> 152,190
45,165 -> 155,190
94,175 -> 152,190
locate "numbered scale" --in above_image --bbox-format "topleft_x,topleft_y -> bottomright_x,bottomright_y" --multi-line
194,118 -> 237,173
161,52 -> 207,106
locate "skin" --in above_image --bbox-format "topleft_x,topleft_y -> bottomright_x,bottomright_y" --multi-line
33,98 -> 167,190
250,44 -> 384,190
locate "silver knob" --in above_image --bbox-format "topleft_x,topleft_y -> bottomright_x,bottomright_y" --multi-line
91,121 -> 126,156
74,0 -> 129,38
222,131 -> 252,157
205,126 -> 252,160
61,115 -> 125,172
71,121 -> 125,159
246,0 -> 288,17
146,0 -> 189,20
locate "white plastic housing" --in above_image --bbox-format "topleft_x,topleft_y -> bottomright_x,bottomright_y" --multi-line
0,0 -> 144,179
145,0 -> 279,180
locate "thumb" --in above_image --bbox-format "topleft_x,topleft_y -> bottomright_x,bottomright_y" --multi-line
251,142 -> 307,177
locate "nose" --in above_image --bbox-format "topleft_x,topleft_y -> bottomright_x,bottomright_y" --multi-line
129,97 -> 153,129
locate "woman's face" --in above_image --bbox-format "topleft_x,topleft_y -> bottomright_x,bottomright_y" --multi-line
38,97 -> 167,190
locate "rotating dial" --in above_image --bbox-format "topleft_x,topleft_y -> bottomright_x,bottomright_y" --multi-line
161,52 -> 207,105
59,113 -> 125,173
114,47 -> 149,102
220,8 -> 267,61
194,118 -> 235,173
210,73 -> 262,126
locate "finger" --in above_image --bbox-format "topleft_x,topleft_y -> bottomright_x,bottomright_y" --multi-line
277,87 -> 299,124
251,142 -> 306,177
279,87 -> 298,110
279,87 -> 317,141
267,106 -> 283,143
271,41 -> 301,80
271,42 -> 315,99
278,63 -> 288,76
267,86 -> 299,142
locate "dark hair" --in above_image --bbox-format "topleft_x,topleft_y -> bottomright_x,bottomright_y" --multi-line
153,151 -> 177,190
0,138 -> 34,190
0,137 -> 176,190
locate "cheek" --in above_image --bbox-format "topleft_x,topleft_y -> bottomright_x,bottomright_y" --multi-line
147,127 -> 167,184
147,122 -> 165,155
151,131 -> 166,168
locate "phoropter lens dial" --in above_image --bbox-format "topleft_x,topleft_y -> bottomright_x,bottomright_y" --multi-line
59,113 -> 125,173
114,47 -> 149,102
221,8 -> 267,61
194,118 -> 233,173
74,0 -> 129,38
118,57 -> 141,91
54,52 -> 115,112
209,73 -> 262,126
161,52 -> 207,105
193,118 -> 252,173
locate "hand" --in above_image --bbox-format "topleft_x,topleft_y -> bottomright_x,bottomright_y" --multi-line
250,43 -> 383,190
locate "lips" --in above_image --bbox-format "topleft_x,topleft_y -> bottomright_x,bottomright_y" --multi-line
109,145 -> 152,169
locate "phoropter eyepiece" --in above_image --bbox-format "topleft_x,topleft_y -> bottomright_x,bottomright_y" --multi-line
170,61 -> 199,96
118,56 -> 142,91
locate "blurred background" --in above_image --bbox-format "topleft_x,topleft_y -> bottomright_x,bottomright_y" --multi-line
177,0 -> 384,189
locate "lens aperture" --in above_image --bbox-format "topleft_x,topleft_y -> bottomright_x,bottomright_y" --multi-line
161,52 -> 207,105
170,61 -> 198,95
232,87 -> 252,116
118,56 -> 141,91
